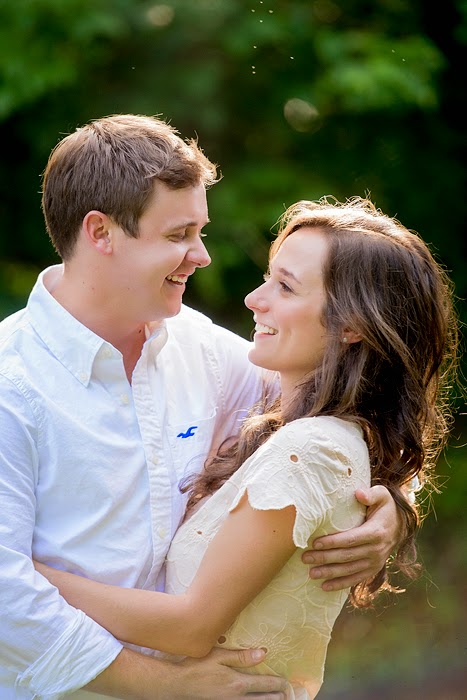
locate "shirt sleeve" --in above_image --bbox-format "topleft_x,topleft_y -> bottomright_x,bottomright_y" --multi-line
0,375 -> 122,699
228,417 -> 369,548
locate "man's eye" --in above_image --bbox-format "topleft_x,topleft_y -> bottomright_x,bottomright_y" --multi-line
280,281 -> 292,293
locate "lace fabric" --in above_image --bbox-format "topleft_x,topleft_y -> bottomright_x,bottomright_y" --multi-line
165,416 -> 371,698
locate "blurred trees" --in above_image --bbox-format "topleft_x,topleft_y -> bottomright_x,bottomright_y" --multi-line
0,2 -> 466,693
1,0 -> 466,330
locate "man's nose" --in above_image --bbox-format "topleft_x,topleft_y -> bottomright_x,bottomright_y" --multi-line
188,237 -> 211,268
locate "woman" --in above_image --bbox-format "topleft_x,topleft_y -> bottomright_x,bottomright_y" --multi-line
36,196 -> 458,699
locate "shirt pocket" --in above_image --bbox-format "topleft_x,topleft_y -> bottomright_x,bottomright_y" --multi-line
169,410 -> 218,482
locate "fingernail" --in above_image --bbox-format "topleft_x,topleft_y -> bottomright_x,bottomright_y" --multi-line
310,568 -> 322,579
260,647 -> 268,654
252,649 -> 265,661
314,541 -> 323,550
305,554 -> 315,563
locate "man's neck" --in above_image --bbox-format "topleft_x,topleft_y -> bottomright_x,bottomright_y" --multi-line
45,264 -> 147,381
114,329 -> 146,383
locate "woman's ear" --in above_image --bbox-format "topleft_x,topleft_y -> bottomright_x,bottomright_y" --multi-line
341,329 -> 362,344
82,210 -> 113,255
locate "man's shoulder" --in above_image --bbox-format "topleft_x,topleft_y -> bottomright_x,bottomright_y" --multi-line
167,305 -> 250,349
0,307 -> 29,350
0,308 -> 33,393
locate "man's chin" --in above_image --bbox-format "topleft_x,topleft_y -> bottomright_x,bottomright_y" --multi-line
157,300 -> 183,321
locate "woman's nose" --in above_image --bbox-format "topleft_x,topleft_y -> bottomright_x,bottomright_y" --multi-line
244,282 -> 268,312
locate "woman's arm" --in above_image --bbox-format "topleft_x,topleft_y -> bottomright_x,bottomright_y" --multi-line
35,494 -> 297,658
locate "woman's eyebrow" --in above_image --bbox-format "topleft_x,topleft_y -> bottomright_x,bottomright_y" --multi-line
275,266 -> 302,285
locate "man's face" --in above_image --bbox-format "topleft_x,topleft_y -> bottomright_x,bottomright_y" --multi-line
109,181 -> 211,324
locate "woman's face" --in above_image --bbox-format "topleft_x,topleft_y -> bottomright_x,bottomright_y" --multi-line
244,227 -> 328,397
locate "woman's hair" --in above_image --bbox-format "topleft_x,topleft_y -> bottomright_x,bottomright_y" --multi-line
183,196 -> 459,606
41,114 -> 218,260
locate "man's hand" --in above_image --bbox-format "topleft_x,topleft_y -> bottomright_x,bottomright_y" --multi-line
169,647 -> 288,699
302,485 -> 401,591
86,646 -> 288,699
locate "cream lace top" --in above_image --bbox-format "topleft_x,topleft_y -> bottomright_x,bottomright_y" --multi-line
165,416 -> 371,699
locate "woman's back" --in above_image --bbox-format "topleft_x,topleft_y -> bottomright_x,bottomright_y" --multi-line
165,416 -> 371,699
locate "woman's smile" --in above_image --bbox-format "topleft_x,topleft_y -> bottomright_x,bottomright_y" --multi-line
245,227 -> 328,398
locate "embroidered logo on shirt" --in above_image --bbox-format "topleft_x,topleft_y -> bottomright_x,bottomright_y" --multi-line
177,426 -> 198,439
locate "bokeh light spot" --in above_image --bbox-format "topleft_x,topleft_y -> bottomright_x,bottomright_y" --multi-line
146,4 -> 175,27
284,98 -> 321,132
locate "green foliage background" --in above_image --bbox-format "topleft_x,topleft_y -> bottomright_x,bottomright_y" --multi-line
0,0 -> 466,696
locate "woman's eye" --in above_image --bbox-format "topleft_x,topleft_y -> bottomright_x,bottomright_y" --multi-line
280,281 -> 292,293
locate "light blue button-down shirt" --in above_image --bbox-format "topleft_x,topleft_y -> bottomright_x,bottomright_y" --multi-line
0,265 -> 265,699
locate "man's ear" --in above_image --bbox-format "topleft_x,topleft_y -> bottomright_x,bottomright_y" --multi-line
82,211 -> 113,255
342,329 -> 363,344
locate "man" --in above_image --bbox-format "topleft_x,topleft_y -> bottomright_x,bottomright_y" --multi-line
0,114 -> 400,699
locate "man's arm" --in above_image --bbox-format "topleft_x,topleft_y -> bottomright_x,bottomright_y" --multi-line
86,646 -> 287,700
35,493 -> 296,698
0,378 -> 286,700
35,497 -> 298,658
0,380 -> 125,695
302,485 -> 401,591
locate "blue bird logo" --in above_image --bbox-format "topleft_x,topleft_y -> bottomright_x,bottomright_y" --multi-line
177,426 -> 198,439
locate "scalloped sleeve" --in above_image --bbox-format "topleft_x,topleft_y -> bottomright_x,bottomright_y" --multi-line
228,417 -> 370,549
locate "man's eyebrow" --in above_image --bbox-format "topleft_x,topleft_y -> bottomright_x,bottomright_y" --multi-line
167,218 -> 210,231
276,266 -> 302,285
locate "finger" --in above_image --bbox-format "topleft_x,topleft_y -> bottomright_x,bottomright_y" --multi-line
243,674 -> 288,695
354,487 -> 372,506
312,513 -> 390,552
356,484 -> 392,508
321,570 -> 374,592
215,649 -> 288,696
308,558 -> 369,581
215,647 -> 267,668
246,694 -> 287,699
303,545 -> 371,566
309,526 -> 372,553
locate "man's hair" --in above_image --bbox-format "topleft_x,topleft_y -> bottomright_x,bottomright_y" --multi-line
41,114 -> 219,260
183,196 -> 459,607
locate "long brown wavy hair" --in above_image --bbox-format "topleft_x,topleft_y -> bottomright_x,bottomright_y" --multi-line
182,196 -> 459,606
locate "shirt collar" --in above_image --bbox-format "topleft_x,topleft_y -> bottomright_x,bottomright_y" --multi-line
28,265 -> 168,386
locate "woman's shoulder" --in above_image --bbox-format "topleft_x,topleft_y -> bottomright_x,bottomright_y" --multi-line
270,415 -> 365,452
246,416 -> 369,485
231,416 -> 370,548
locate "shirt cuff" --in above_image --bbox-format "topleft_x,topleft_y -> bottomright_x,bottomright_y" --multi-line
15,610 -> 123,699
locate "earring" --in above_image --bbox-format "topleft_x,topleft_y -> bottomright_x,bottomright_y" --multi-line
342,336 -> 348,343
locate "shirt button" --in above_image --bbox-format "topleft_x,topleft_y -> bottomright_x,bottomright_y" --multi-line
158,527 -> 167,539
78,371 -> 88,383
102,347 -> 113,359
151,452 -> 159,465
120,393 -> 130,405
